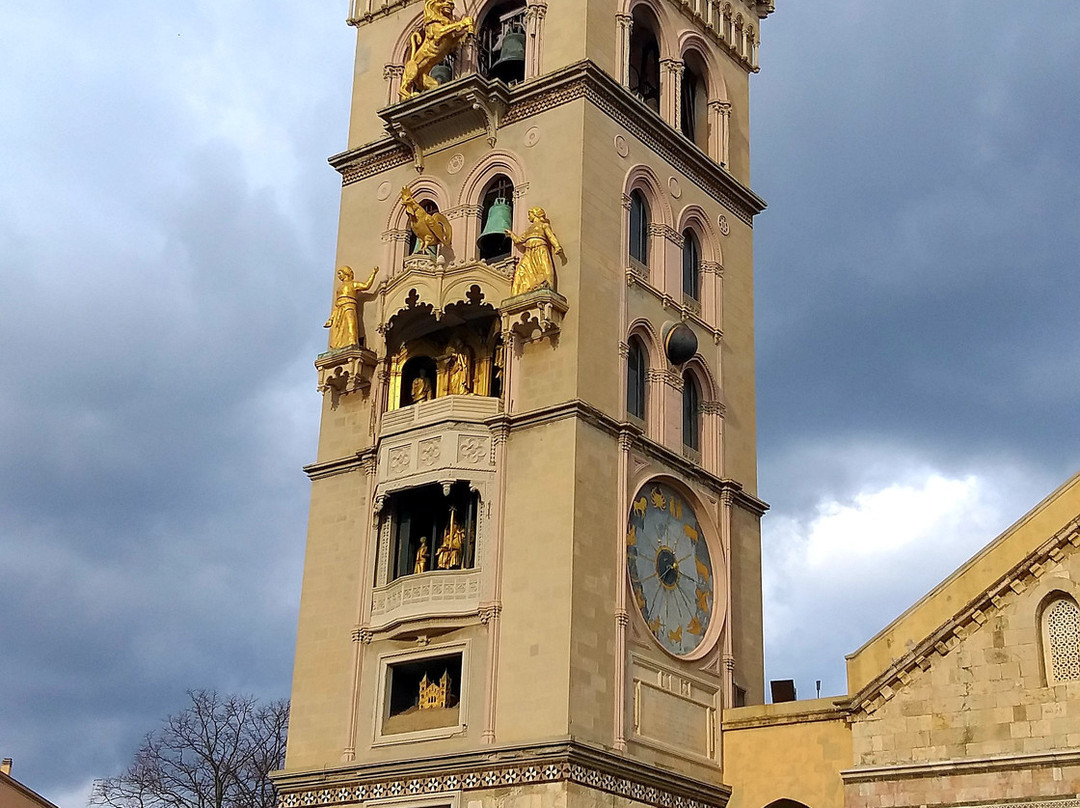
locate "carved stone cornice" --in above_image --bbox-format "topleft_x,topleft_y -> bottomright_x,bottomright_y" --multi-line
272,739 -> 732,808
626,268 -> 723,344
330,61 -> 766,224
303,449 -> 376,482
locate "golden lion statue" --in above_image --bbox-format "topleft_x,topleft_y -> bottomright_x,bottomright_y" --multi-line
399,0 -> 475,100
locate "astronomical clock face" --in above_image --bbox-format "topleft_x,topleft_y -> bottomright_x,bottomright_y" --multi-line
626,482 -> 715,656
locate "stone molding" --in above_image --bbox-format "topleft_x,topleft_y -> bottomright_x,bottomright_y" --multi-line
625,268 -> 723,343
849,515 -> 1080,718
329,61 -> 765,225
274,740 -> 731,808
841,749 -> 1080,782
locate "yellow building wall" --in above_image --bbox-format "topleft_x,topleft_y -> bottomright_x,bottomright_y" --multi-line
722,701 -> 851,808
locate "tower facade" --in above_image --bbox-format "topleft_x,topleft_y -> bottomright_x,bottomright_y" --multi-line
277,1 -> 774,807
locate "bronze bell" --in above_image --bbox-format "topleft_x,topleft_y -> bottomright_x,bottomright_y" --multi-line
477,198 -> 513,259
429,61 -> 453,85
489,31 -> 526,84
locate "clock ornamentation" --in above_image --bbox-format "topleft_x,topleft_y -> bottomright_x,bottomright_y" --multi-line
626,482 -> 715,656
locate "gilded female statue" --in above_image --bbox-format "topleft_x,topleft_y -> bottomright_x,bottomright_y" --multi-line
506,207 -> 564,296
324,266 -> 379,349
446,339 -> 473,395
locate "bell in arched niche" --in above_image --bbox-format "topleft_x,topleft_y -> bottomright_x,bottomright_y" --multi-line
477,197 -> 513,261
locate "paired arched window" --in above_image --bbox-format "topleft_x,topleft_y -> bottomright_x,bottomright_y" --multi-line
682,229 -> 701,300
478,174 -> 515,261
682,371 -> 700,450
628,8 -> 661,113
626,337 -> 648,420
629,191 -> 650,267
478,1 -> 527,85
1043,595 -> 1080,684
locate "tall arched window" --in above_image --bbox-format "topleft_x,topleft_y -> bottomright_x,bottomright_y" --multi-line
682,229 -> 701,300
627,337 -> 648,420
477,174 -> 515,261
1043,595 -> 1080,684
628,9 -> 661,113
629,190 -> 650,268
680,52 -> 709,149
682,371 -> 700,450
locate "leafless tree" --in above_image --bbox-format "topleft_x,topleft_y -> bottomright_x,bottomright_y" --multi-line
90,690 -> 289,808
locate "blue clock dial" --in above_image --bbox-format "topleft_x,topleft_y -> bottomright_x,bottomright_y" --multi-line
626,482 -> 714,656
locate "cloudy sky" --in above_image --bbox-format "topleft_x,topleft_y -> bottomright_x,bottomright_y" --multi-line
1,1 -> 1078,804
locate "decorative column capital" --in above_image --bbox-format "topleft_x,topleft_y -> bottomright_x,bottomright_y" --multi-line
479,603 -> 502,624
660,57 -> 685,76
383,63 -> 404,80
615,608 -> 630,627
351,626 -> 373,644
722,654 -> 736,671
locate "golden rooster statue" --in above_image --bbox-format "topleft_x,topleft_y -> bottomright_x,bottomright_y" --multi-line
401,187 -> 453,254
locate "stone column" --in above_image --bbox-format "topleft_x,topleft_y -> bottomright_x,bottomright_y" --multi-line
525,0 -> 548,79
383,64 -> 404,107
613,428 -> 635,751
616,14 -> 634,86
660,58 -> 684,129
709,100 -> 732,167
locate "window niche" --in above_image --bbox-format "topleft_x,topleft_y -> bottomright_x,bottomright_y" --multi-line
628,190 -> 650,270
478,2 -> 527,85
1042,594 -> 1080,685
383,652 -> 463,736
680,52 -> 709,149
682,229 -> 701,302
627,336 -> 648,422
386,305 -> 503,411
386,482 -> 479,582
628,8 -> 661,113
682,371 -> 701,451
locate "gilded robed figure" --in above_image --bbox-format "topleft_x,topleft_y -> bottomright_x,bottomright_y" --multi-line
507,207 -> 564,296
324,266 -> 379,349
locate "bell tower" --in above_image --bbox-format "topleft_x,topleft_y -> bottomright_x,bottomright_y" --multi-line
276,1 -> 775,807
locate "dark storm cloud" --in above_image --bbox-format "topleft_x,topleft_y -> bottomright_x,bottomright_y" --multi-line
0,1 -> 353,801
753,4 -> 1080,697
2,0 -> 1079,803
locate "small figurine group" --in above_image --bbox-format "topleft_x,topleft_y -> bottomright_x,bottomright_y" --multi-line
412,507 -> 465,574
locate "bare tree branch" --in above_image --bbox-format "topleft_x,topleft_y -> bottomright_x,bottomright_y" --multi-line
90,691 -> 289,808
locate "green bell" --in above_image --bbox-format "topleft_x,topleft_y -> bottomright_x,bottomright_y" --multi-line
490,31 -> 526,84
477,198 -> 513,259
429,61 -> 453,85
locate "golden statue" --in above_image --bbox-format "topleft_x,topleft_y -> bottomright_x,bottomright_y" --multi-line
446,339 -> 473,395
410,372 -> 433,403
507,207 -> 564,295
324,266 -> 379,349
436,507 -> 465,569
413,536 -> 429,575
399,0 -> 475,100
401,188 -> 452,253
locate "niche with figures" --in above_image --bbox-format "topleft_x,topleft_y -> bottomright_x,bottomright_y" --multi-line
385,482 -> 479,582
386,292 -> 503,410
383,652 -> 463,735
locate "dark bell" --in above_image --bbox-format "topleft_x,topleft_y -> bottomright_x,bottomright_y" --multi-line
489,31 -> 526,83
429,62 -> 453,85
477,198 -> 513,258
663,321 -> 698,365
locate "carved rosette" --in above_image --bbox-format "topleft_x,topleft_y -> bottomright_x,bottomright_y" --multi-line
316,346 -> 378,396
499,287 -> 569,343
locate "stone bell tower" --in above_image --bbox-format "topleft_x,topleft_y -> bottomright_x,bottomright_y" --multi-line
276,1 -> 775,807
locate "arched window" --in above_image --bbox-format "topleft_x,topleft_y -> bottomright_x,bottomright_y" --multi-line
682,229 -> 701,300
478,1 -> 527,85
682,371 -> 700,450
628,9 -> 661,113
629,190 -> 650,267
478,174 -> 515,261
626,337 -> 648,420
409,199 -> 441,255
1043,595 -> 1080,684
680,52 -> 709,148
